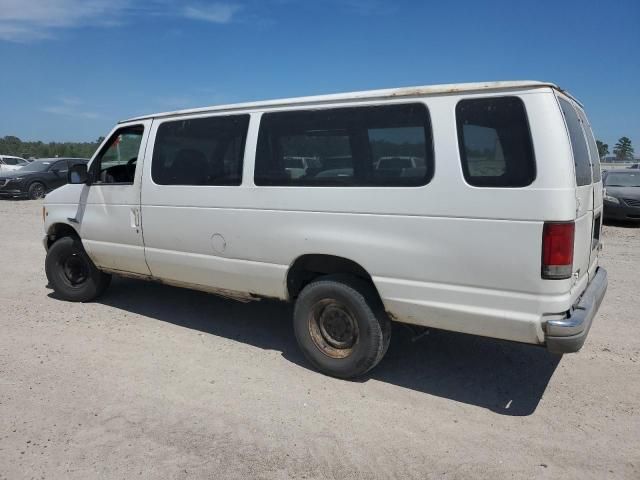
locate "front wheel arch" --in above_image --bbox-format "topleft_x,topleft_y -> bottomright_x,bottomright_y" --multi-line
46,222 -> 80,249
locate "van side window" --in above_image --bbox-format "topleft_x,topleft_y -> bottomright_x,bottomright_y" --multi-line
152,115 -> 249,186
93,126 -> 144,184
254,103 -> 433,186
576,108 -> 602,183
456,97 -> 535,187
558,98 -> 592,186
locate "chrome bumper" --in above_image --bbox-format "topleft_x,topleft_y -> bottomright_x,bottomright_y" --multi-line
546,267 -> 608,354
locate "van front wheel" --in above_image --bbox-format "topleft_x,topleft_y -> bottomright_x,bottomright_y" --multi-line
45,236 -> 111,302
293,275 -> 391,379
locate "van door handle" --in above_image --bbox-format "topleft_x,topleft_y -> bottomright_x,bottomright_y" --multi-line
130,208 -> 140,228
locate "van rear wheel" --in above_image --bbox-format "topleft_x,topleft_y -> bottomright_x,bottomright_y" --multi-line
293,275 -> 391,379
45,236 -> 111,302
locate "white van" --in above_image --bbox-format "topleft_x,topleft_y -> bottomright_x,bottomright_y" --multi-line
42,81 -> 607,378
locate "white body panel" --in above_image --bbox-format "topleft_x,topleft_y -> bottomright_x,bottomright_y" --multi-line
44,81 -> 602,347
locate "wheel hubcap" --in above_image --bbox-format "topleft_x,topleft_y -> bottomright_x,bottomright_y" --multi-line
308,300 -> 359,359
32,184 -> 44,198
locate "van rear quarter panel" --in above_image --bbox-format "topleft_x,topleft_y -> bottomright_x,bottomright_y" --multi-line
140,89 -> 577,344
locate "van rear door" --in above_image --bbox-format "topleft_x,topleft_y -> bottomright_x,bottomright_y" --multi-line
557,96 -> 594,287
575,107 -> 603,280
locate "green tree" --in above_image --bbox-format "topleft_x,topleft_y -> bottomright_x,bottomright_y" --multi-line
613,137 -> 634,162
0,136 -> 102,159
596,140 -> 609,159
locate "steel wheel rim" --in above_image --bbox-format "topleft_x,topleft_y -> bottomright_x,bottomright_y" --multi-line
61,253 -> 88,286
308,299 -> 359,359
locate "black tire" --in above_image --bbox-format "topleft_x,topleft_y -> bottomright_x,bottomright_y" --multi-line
28,182 -> 46,200
45,236 -> 111,302
293,275 -> 391,379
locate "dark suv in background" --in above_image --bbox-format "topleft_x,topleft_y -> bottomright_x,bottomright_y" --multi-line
603,170 -> 640,223
0,158 -> 88,199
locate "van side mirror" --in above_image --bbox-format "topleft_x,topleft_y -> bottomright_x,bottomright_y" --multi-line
68,163 -> 89,184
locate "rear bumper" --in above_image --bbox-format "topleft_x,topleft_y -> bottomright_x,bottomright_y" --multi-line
545,267 -> 608,354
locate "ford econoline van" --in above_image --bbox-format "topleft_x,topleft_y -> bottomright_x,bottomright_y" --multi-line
42,81 -> 608,378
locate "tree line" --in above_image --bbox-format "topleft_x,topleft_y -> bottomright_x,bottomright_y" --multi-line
0,135 -> 105,159
597,137 -> 635,162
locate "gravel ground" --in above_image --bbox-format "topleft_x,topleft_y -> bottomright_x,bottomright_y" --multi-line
1,199 -> 639,479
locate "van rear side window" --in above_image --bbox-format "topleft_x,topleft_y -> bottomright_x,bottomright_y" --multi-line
558,98 -> 592,186
254,103 -> 433,187
456,97 -> 535,187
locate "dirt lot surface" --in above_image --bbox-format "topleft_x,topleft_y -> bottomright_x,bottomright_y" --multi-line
1,199 -> 639,479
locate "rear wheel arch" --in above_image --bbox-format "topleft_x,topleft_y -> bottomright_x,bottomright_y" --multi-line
286,254 -> 380,300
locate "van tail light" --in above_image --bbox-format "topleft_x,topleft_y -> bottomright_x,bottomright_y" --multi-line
542,222 -> 575,280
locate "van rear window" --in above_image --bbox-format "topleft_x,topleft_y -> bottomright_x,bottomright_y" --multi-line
456,97 -> 535,187
576,107 -> 602,183
558,98 -> 592,186
254,103 -> 433,187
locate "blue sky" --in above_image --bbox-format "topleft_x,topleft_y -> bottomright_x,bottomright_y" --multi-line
0,0 -> 638,152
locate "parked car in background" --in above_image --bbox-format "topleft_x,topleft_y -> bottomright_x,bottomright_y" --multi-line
0,158 -> 88,199
374,156 -> 426,178
627,163 -> 639,169
603,170 -> 640,223
283,156 -> 322,179
0,155 -> 29,173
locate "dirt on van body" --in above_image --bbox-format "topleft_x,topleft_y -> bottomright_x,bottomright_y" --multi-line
1,199 -> 639,479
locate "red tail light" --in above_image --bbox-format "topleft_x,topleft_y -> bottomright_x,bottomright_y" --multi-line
542,222 -> 575,279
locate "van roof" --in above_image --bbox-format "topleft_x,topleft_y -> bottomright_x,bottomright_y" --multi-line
122,80 -> 573,123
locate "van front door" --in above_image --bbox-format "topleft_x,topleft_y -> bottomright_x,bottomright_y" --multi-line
78,121 -> 152,275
